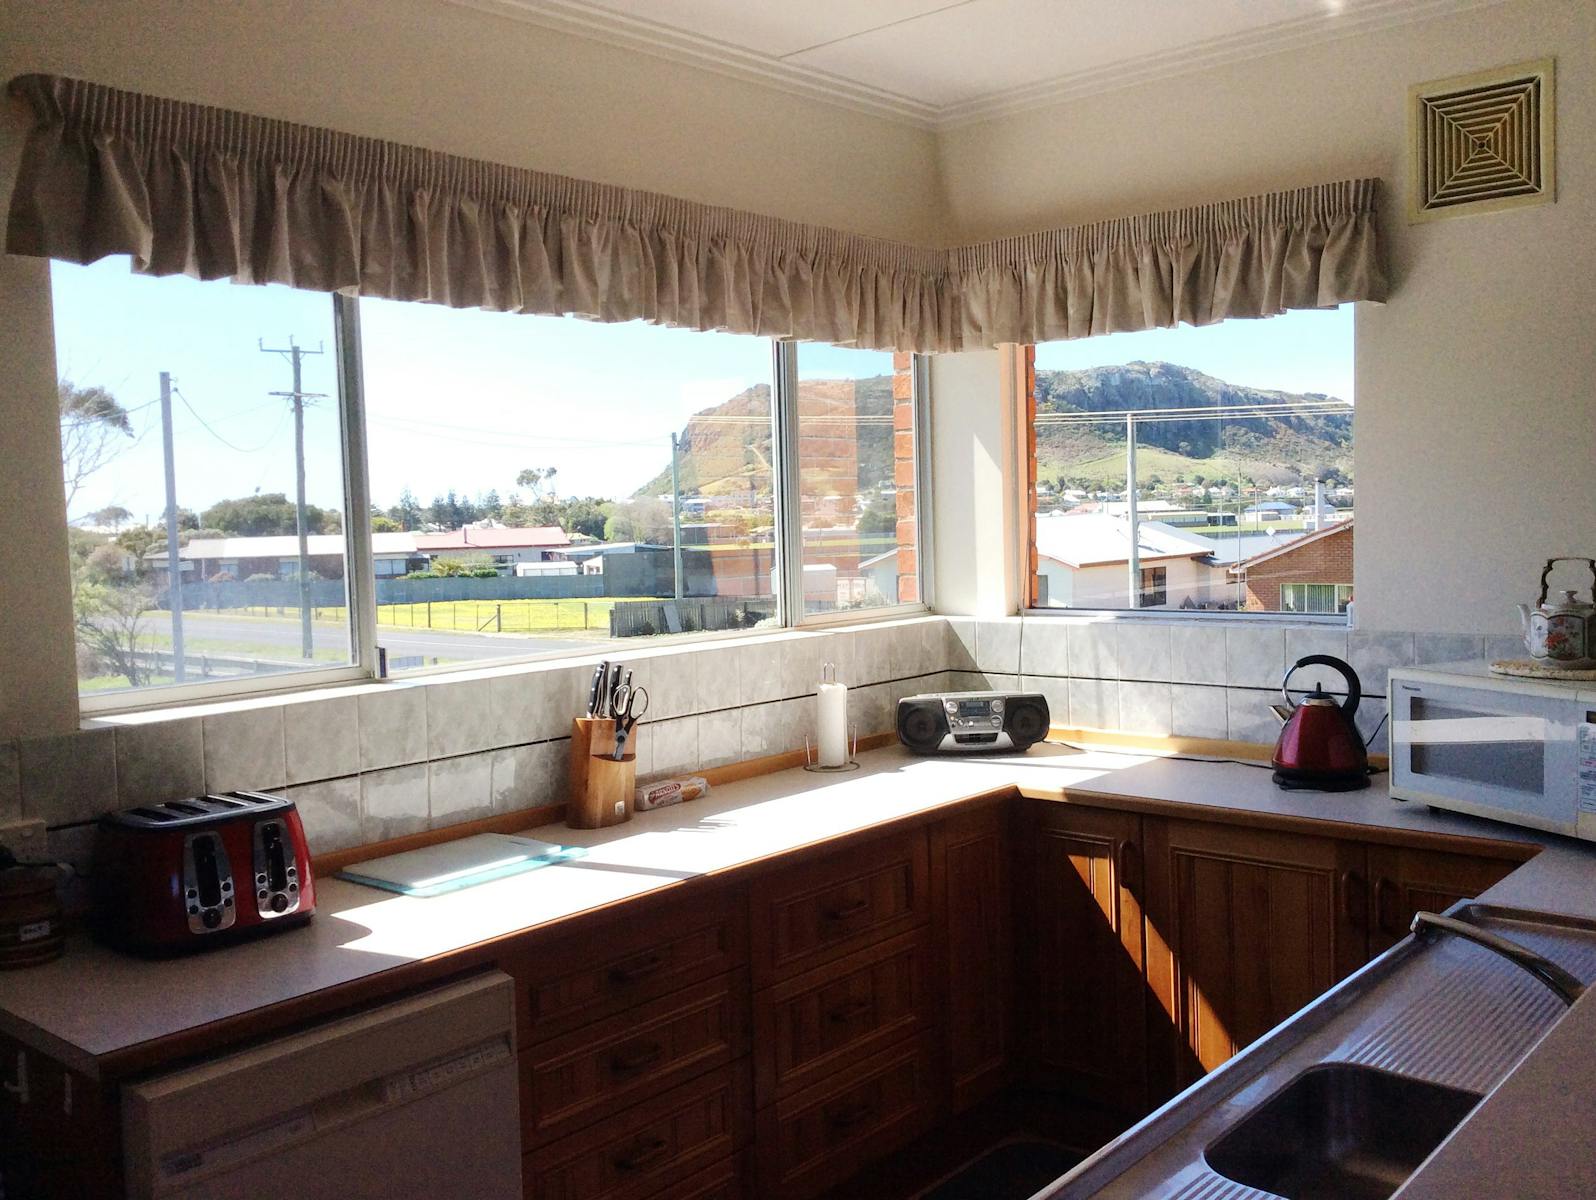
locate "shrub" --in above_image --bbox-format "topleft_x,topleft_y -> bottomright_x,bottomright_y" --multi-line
244,573 -> 278,583
208,571 -> 236,583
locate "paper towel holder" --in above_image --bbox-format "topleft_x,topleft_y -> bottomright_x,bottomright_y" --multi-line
803,724 -> 860,773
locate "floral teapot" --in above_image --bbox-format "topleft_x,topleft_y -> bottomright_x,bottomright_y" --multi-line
1517,557 -> 1596,669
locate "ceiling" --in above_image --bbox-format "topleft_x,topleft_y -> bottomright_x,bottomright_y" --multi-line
450,0 -> 1497,127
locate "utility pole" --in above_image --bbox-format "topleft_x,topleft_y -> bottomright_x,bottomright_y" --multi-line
1125,413 -> 1141,608
669,432 -> 685,602
260,337 -> 326,659
159,371 -> 187,682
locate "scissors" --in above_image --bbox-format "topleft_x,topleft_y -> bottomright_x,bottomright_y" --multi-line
611,683 -> 649,760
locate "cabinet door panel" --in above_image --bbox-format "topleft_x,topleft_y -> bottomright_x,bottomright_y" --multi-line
933,801 -> 1012,1112
1021,803 -> 1147,1114
1145,819 -> 1365,1098
1366,844 -> 1522,955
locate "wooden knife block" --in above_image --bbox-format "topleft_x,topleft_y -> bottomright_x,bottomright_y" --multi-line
567,717 -> 636,829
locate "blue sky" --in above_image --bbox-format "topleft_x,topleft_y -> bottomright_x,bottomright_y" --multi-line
51,257 -> 1347,524
1034,304 -> 1353,399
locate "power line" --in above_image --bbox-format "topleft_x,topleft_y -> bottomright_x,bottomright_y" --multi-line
171,386 -> 289,454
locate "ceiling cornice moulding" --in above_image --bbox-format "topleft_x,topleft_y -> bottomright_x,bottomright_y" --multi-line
446,0 -> 1508,132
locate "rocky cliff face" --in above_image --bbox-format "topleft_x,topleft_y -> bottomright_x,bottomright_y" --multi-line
641,361 -> 1351,498
1035,361 -> 1353,483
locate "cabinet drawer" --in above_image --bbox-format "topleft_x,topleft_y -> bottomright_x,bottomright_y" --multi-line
752,832 -> 929,985
755,1037 -> 934,1200
526,1066 -> 747,1200
754,930 -> 929,1105
508,891 -> 747,1045
661,1155 -> 744,1200
521,973 -> 747,1146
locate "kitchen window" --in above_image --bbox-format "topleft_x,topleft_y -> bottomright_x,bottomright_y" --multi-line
52,261 -> 928,705
52,258 -> 367,707
1026,306 -> 1354,618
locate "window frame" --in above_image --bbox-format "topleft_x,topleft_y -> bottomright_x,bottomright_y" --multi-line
75,297 -> 929,714
1020,343 -> 1352,627
76,293 -> 379,716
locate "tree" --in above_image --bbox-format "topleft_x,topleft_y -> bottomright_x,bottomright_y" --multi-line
516,467 -> 558,501
371,513 -> 401,532
60,379 -> 134,513
388,488 -> 424,531
115,525 -> 163,563
74,576 -> 157,688
604,498 -> 673,545
857,491 -> 896,537
478,489 -> 503,520
201,493 -> 339,536
88,505 -> 132,530
429,554 -> 496,577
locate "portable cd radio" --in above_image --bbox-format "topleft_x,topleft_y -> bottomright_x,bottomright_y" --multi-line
896,691 -> 1051,754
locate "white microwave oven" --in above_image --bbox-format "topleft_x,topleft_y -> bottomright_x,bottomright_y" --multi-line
1388,663 -> 1596,840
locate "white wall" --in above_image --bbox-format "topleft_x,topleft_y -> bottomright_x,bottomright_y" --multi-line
934,0 -> 1596,635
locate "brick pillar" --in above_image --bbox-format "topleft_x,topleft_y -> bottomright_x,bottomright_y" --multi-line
892,353 -> 917,603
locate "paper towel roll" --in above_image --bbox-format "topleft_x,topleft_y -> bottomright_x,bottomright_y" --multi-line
817,676 -> 849,767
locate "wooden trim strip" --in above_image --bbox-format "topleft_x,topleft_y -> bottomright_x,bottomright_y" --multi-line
1046,727 -> 1390,769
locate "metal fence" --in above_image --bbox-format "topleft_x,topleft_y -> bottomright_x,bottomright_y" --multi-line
609,598 -> 774,638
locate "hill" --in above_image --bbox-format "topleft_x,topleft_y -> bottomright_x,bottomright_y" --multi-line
1036,361 -> 1352,487
634,375 -> 895,499
634,361 -> 1352,502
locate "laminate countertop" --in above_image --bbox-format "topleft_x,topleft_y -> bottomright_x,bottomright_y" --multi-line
3,742 -> 1593,1197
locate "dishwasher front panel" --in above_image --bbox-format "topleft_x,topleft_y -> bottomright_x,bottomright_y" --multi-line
123,972 -> 521,1200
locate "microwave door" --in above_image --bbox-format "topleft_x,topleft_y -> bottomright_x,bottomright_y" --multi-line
1392,684 -> 1580,835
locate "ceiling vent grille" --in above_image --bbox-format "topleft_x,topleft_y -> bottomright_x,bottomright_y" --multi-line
1409,58 -> 1555,222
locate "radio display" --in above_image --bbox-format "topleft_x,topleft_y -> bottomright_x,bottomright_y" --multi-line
956,700 -> 990,717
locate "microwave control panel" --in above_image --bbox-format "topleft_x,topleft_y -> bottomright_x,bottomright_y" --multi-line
1582,713 -> 1596,814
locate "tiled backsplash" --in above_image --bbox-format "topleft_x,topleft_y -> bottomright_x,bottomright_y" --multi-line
951,616 -> 1523,759
7,618 -> 952,867
4,614 -> 1510,870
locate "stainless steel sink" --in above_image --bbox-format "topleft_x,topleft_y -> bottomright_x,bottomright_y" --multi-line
1204,1063 -> 1482,1200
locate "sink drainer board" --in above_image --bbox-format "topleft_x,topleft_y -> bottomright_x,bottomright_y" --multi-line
1203,1064 -> 1482,1200
1048,905 -> 1596,1200
1339,904 -> 1596,1095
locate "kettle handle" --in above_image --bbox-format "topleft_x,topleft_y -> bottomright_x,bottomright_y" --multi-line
1537,558 -> 1596,606
1281,654 -> 1361,721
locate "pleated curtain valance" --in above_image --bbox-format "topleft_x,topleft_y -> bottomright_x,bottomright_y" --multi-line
4,74 -> 1387,353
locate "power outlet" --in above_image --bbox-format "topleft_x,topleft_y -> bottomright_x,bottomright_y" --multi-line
0,818 -> 48,862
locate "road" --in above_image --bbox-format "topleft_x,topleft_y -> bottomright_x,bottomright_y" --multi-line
174,613 -> 611,665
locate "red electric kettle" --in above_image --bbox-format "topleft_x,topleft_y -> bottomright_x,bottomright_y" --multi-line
1270,654 -> 1370,791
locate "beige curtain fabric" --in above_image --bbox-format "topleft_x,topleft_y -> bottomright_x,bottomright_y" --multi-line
5,74 -> 1386,353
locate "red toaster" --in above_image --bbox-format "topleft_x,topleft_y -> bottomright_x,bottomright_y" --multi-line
92,791 -> 315,955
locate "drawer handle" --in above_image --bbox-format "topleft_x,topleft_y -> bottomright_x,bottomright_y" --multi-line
1339,869 -> 1367,930
608,953 -> 665,986
825,999 -> 873,1025
608,1041 -> 665,1075
826,1100 -> 876,1131
824,898 -> 870,922
612,1135 -> 669,1172
1375,876 -> 1400,936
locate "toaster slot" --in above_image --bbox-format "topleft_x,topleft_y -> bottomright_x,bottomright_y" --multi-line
185,832 -> 237,934
253,819 -> 302,919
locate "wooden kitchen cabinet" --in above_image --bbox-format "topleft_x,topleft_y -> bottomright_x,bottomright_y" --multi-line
931,800 -> 1012,1113
0,1030 -> 118,1200
1364,843 -> 1522,956
1143,818 -> 1366,1098
1018,802 -> 1149,1115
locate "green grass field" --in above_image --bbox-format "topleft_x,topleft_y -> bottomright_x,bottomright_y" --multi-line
187,596 -> 652,634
